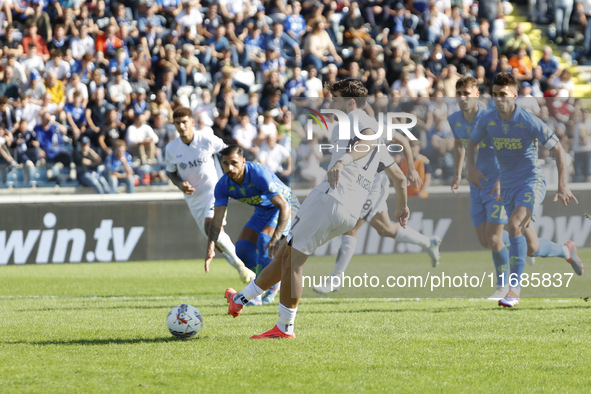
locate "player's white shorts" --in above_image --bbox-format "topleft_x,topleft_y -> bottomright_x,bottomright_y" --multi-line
185,194 -> 226,237
359,174 -> 389,222
287,189 -> 358,255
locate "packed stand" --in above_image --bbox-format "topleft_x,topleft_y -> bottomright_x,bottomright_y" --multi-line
0,0 -> 589,193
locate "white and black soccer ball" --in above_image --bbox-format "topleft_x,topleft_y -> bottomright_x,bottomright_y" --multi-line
167,304 -> 203,339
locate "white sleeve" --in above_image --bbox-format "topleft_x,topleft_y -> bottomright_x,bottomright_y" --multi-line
210,132 -> 227,153
147,125 -> 159,144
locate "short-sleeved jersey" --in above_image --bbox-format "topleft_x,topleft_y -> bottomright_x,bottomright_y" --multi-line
471,104 -> 559,189
165,129 -> 226,197
449,106 -> 500,190
318,147 -> 395,218
214,161 -> 292,208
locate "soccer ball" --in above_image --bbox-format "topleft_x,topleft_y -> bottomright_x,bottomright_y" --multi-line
167,304 -> 203,339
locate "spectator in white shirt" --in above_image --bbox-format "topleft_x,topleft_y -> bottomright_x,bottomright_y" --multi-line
259,132 -> 291,184
232,112 -> 259,160
70,24 -> 96,61
126,113 -> 160,164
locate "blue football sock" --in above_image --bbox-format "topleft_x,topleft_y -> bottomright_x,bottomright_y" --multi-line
235,240 -> 257,271
534,238 -> 567,258
492,248 -> 509,287
256,233 -> 273,276
509,236 -> 527,288
502,230 -> 510,247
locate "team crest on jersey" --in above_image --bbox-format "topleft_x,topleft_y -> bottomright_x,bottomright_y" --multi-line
489,121 -> 496,126
180,163 -> 187,169
502,124 -> 509,134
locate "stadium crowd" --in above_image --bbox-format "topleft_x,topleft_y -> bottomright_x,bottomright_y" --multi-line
0,0 -> 590,193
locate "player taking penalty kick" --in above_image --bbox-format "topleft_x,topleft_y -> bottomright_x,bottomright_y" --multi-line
223,80 -> 410,338
467,73 -> 583,308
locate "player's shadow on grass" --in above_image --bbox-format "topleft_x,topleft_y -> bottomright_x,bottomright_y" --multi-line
4,337 -> 200,346
22,305 -> 176,312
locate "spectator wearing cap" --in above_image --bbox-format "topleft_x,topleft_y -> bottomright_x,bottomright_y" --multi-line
45,49 -> 71,81
107,70 -> 133,109
24,71 -> 47,104
284,1 -> 307,43
75,136 -> 111,194
302,17 -> 342,72
99,107 -> 125,157
125,113 -> 160,165
105,139 -> 135,193
22,20 -> 50,62
70,24 -> 96,61
266,22 -> 302,66
516,81 -> 541,116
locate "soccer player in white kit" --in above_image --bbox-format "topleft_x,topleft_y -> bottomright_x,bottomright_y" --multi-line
165,107 -> 255,283
224,80 -> 410,338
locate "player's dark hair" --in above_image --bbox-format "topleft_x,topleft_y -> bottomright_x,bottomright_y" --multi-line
456,75 -> 479,90
173,107 -> 192,119
492,73 -> 518,89
326,79 -> 368,107
220,145 -> 244,158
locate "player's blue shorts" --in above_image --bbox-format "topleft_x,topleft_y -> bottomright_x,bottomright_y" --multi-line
245,196 -> 299,236
501,177 -> 546,222
470,185 -> 508,228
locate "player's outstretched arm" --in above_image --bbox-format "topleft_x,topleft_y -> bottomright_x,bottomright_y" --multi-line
392,133 -> 422,189
466,140 -> 487,189
168,170 -> 195,195
265,194 -> 290,258
552,142 -> 579,206
385,163 -> 410,228
205,206 -> 227,272
451,139 -> 465,193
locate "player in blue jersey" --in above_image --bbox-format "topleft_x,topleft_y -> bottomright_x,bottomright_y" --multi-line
467,73 -> 583,308
449,76 -> 512,300
205,145 -> 294,305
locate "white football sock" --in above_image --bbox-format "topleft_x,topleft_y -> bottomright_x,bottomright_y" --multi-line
396,226 -> 430,248
563,245 -> 571,260
234,280 -> 265,305
331,235 -> 357,276
277,302 -> 298,335
216,231 -> 246,270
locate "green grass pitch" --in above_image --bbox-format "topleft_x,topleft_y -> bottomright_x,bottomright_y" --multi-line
1,250 -> 590,392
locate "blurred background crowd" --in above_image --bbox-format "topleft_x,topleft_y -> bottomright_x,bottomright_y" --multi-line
0,0 -> 590,195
